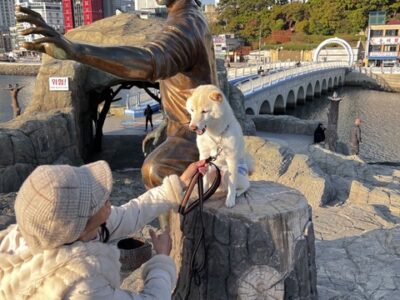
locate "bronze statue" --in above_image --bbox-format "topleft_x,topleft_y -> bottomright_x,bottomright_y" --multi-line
4,84 -> 24,118
16,0 -> 217,189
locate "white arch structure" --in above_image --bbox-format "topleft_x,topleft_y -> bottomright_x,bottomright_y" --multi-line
313,37 -> 354,67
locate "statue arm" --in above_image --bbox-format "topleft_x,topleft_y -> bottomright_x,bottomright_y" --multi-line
74,44 -> 155,81
17,6 -> 199,81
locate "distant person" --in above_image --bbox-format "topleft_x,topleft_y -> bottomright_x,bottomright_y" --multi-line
144,104 -> 153,131
350,118 -> 362,156
314,123 -> 326,144
257,66 -> 264,75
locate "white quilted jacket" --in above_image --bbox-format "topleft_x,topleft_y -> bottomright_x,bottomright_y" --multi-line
0,175 -> 183,300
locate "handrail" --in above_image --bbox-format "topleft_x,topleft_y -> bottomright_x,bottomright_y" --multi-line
235,61 -> 348,95
352,66 -> 400,75
227,61 -> 315,79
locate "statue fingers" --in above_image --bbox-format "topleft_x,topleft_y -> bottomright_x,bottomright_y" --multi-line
16,14 -> 53,31
20,42 -> 45,53
19,26 -> 58,37
16,6 -> 45,22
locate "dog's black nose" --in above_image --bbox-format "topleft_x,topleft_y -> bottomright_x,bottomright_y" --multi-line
189,124 -> 198,131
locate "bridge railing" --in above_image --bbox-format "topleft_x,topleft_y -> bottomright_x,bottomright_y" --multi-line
236,61 -> 349,95
227,61 -> 313,79
353,66 -> 400,75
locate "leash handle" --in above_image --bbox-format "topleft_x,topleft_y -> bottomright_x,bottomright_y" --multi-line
178,172 -> 200,214
178,161 -> 221,216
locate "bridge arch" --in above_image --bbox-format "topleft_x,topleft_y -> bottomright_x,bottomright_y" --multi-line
334,77 -> 338,87
306,83 -> 314,100
286,90 -> 296,109
297,86 -> 305,105
328,78 -> 333,90
274,95 -> 285,114
246,108 -> 255,115
259,100 -> 272,114
322,79 -> 328,93
314,80 -> 321,97
339,76 -> 343,86
313,37 -> 354,66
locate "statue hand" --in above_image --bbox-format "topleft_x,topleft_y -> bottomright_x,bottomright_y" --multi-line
142,119 -> 167,157
16,6 -> 78,60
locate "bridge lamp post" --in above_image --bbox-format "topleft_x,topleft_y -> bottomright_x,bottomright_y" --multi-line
326,91 -> 342,152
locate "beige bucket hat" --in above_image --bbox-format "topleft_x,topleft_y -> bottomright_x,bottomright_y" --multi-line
14,160 -> 113,251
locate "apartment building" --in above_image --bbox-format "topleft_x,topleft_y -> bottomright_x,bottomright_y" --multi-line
63,0 -> 103,32
366,12 -> 400,67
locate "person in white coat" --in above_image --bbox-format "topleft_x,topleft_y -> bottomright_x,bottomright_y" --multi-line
0,159 -> 207,299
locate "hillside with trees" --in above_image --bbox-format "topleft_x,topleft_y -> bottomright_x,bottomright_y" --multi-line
212,0 -> 400,49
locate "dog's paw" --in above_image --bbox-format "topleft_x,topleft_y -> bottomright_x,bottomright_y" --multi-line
225,194 -> 236,208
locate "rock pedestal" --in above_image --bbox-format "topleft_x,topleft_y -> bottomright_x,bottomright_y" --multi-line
171,181 -> 317,299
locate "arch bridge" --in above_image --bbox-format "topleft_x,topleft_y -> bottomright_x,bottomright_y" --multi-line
240,62 -> 348,115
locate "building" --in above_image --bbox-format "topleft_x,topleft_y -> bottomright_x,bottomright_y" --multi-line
0,0 -> 16,30
135,0 -> 162,10
63,0 -> 103,32
203,4 -> 217,25
213,33 -> 245,61
0,29 -> 12,53
365,12 -> 400,67
18,0 -> 64,39
0,0 -> 16,52
103,0 -> 134,17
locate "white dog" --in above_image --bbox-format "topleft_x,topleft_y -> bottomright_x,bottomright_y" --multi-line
186,85 -> 252,208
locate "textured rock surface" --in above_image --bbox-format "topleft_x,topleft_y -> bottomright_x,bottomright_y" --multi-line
278,154 -> 335,207
0,110 -> 82,193
245,136 -> 335,207
172,181 -> 317,299
244,136 -> 293,182
252,115 -> 320,135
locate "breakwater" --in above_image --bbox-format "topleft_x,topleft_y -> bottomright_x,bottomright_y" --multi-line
0,62 -> 40,76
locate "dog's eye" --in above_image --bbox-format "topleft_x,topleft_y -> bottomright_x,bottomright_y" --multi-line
202,110 -> 209,114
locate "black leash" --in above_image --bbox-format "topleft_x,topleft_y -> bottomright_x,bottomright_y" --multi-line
178,158 -> 221,299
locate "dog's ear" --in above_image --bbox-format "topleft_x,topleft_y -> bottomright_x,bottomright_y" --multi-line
209,91 -> 223,102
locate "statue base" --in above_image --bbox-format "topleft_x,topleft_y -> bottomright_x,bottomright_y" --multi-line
170,181 -> 318,299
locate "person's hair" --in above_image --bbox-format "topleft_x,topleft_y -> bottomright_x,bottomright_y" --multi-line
99,223 -> 110,243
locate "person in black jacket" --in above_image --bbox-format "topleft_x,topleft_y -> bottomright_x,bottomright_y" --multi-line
144,104 -> 153,131
314,123 -> 326,144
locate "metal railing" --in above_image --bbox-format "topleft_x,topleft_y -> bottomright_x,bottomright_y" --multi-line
353,66 -> 400,75
125,88 -> 160,110
227,61 -> 313,79
235,61 -> 349,95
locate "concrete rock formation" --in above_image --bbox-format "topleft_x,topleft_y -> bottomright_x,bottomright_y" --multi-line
172,181 -> 317,299
0,110 -> 82,193
278,154 -> 335,207
244,136 -> 293,182
244,136 -> 335,207
252,115 -> 319,135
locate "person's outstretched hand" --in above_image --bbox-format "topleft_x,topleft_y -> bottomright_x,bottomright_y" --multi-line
179,160 -> 208,188
149,227 -> 172,256
16,6 -> 79,60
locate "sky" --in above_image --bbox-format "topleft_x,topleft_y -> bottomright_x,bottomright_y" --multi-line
202,0 -> 215,4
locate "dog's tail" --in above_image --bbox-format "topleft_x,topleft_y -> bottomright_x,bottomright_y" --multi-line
244,153 -> 255,176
